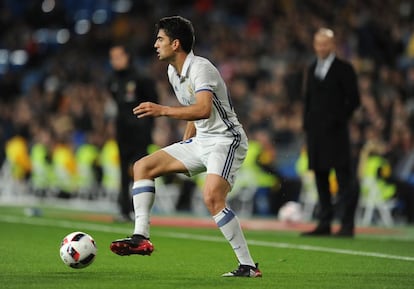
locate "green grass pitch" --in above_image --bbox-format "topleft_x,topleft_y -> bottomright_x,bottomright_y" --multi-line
1,205 -> 414,289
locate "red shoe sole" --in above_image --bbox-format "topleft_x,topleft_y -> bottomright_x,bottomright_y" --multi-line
253,271 -> 263,277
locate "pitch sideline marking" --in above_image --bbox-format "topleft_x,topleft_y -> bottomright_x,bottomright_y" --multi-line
1,214 -> 414,262
158,232 -> 414,262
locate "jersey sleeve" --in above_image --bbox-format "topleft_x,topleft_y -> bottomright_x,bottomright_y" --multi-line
192,61 -> 219,93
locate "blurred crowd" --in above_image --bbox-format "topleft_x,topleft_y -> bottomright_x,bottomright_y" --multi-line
1,0 -> 414,223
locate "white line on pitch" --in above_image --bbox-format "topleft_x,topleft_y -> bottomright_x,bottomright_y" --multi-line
157,231 -> 414,262
1,215 -> 414,262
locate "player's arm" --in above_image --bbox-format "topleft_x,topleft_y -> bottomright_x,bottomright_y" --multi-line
183,121 -> 196,140
133,90 -> 212,121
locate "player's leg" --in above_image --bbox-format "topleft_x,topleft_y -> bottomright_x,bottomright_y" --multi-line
110,149 -> 188,256
203,132 -> 261,277
131,150 -> 188,236
204,174 -> 252,264
203,174 -> 261,277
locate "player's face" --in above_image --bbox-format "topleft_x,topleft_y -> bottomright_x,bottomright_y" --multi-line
109,47 -> 129,70
313,34 -> 335,59
154,29 -> 175,61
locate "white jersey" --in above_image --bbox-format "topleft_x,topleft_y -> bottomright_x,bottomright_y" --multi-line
167,51 -> 243,138
164,51 -> 248,186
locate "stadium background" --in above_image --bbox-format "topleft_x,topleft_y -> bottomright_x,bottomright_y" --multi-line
1,0 -> 414,225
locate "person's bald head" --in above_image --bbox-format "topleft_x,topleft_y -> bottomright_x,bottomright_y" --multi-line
313,28 -> 336,59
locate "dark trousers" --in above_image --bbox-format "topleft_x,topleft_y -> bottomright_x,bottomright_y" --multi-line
118,146 -> 147,216
314,166 -> 359,230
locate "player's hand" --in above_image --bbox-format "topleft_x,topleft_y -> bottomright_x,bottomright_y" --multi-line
133,102 -> 165,118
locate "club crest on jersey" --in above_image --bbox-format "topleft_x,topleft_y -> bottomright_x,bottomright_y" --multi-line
187,83 -> 194,96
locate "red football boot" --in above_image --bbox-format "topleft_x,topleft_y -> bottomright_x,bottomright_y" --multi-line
110,235 -> 154,256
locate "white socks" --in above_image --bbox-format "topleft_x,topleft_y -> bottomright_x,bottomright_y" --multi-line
131,179 -> 155,238
213,207 -> 255,267
131,182 -> 254,267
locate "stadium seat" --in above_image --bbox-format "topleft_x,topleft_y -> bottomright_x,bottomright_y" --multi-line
359,177 -> 396,227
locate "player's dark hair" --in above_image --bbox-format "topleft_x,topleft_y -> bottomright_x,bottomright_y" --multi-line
156,16 -> 195,53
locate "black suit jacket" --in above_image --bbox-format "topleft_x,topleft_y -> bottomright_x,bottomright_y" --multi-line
107,67 -> 158,150
303,57 -> 360,171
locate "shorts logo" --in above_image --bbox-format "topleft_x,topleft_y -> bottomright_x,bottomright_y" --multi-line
180,138 -> 193,144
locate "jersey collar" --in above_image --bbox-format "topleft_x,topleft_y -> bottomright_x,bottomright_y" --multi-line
179,51 -> 194,80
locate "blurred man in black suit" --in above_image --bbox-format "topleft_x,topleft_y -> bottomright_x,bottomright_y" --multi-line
301,28 -> 360,237
108,44 -> 158,221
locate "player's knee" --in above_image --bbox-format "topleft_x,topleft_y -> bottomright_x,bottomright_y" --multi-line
133,158 -> 155,179
203,191 -> 225,215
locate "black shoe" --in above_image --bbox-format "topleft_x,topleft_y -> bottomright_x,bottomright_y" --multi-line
301,225 -> 331,236
222,263 -> 262,277
334,228 -> 354,238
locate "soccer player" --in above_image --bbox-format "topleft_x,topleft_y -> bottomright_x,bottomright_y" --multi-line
110,16 -> 262,278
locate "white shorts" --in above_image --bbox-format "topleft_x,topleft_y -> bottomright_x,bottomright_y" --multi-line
162,130 -> 248,187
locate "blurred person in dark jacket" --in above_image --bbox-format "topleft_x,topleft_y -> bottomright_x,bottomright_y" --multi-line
108,44 -> 158,221
388,125 -> 414,223
301,28 -> 361,237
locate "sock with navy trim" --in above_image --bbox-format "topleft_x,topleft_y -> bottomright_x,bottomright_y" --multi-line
213,207 -> 255,267
132,179 -> 155,238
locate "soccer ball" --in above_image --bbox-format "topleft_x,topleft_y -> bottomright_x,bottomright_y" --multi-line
278,201 -> 303,223
59,231 -> 97,269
